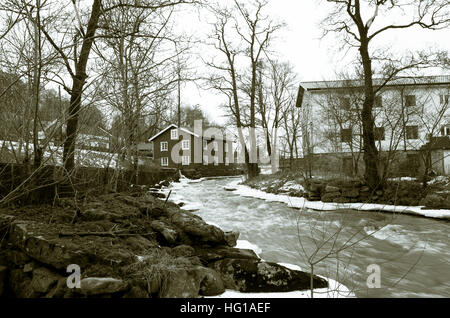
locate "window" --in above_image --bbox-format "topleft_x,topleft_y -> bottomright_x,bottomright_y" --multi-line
340,97 -> 351,110
213,156 -> 219,166
405,95 -> 416,107
160,141 -> 168,151
374,95 -> 382,108
406,126 -> 419,140
340,128 -> 352,143
171,129 -> 178,140
203,155 -> 208,165
374,127 -> 385,141
182,155 -> 190,166
440,126 -> 450,136
182,140 -> 190,150
203,140 -> 208,150
440,94 -> 449,105
213,141 -> 218,151
161,157 -> 168,166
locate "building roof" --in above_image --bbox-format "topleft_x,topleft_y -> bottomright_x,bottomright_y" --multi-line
300,75 -> 450,92
148,124 -> 234,142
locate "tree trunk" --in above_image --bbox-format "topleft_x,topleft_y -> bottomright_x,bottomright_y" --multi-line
359,37 -> 381,190
63,0 -> 101,173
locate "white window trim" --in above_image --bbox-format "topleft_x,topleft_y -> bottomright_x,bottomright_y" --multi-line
171,129 -> 178,140
213,156 -> 219,166
203,155 -> 208,165
213,141 -> 218,151
182,140 -> 190,150
224,142 -> 229,152
182,155 -> 190,166
203,140 -> 208,150
160,141 -> 168,152
161,157 -> 168,166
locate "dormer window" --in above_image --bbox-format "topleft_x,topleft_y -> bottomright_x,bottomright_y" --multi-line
171,129 -> 178,140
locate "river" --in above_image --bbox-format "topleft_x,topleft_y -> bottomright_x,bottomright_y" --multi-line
167,176 -> 450,298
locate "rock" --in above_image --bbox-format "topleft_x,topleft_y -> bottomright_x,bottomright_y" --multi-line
125,235 -> 158,252
360,186 -> 371,193
9,269 -> 40,298
23,262 -> 35,273
307,193 -> 321,201
4,250 -> 31,266
419,194 -> 445,209
31,267 -> 61,293
177,202 -> 185,207
211,259 -> 328,292
158,268 -> 200,298
170,245 -> 195,258
150,220 -> 179,245
45,277 -> 69,298
224,187 -> 237,191
195,267 -> 225,296
341,188 -> 359,198
149,191 -> 166,199
0,265 -> 7,297
321,192 -> 341,203
77,277 -> 129,296
194,246 -> 260,264
8,221 -> 91,270
171,212 -> 226,246
123,286 -> 150,298
224,231 -> 239,247
324,185 -> 340,193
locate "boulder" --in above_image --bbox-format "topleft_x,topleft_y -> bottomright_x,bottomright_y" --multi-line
171,212 -> 226,246
31,267 -> 62,293
45,277 -> 69,298
194,246 -> 259,264
158,268 -> 200,298
8,221 -> 91,270
123,286 -> 150,298
324,185 -> 340,193
9,269 -> 40,298
211,259 -> 328,292
170,245 -> 195,258
77,277 -> 129,296
321,192 -> 341,203
341,188 -> 359,198
224,231 -> 239,247
333,197 -> 351,204
0,265 -> 7,297
196,267 -> 225,296
150,220 -> 179,245
419,194 -> 445,209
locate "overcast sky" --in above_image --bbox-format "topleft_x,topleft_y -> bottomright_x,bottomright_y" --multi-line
175,0 -> 450,124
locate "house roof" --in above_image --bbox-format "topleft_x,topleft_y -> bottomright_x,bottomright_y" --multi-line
148,124 -> 233,142
421,136 -> 450,151
300,75 -> 450,92
148,124 -> 200,142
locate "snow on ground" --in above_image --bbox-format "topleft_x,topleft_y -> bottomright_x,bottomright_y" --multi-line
226,179 -> 450,220
278,181 -> 305,193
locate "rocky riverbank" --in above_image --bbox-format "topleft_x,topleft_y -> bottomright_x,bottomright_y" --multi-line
0,185 -> 327,298
243,172 -> 450,212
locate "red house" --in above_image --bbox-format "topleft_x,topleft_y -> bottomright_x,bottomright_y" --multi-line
148,124 -> 233,168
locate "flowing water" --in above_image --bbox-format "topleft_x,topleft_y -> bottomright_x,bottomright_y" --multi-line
168,177 -> 450,298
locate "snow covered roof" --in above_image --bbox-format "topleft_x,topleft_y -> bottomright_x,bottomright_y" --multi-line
300,75 -> 450,92
148,124 -> 200,142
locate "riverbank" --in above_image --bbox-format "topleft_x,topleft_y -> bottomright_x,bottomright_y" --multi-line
235,173 -> 450,220
0,179 -> 336,298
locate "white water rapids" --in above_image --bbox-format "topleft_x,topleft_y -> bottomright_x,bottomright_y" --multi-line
163,176 -> 450,298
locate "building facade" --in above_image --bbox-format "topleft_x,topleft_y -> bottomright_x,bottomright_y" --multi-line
148,124 -> 233,169
296,75 -> 450,176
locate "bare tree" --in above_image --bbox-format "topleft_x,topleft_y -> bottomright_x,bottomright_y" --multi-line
322,0 -> 450,191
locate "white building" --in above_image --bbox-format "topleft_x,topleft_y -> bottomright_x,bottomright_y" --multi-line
296,75 -> 450,175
